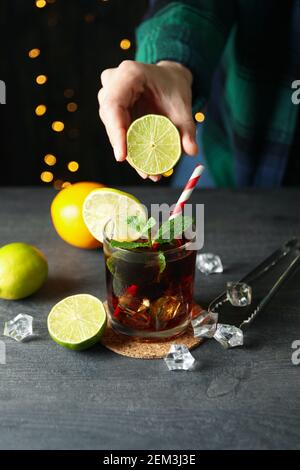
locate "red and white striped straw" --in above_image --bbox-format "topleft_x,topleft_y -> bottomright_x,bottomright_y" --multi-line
169,164 -> 205,220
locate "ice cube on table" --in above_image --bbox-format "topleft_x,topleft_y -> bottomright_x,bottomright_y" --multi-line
191,310 -> 218,338
164,344 -> 196,371
3,314 -> 33,342
150,295 -> 185,329
214,324 -> 244,349
196,253 -> 223,274
227,282 -> 252,307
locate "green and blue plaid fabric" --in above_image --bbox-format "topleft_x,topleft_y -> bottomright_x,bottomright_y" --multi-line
136,1 -> 300,187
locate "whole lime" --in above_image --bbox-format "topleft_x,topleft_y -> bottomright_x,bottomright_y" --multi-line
0,243 -> 48,300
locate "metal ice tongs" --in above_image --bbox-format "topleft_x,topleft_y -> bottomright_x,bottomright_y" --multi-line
208,238 -> 300,329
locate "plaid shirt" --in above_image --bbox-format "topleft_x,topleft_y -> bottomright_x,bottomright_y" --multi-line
135,0 -> 300,187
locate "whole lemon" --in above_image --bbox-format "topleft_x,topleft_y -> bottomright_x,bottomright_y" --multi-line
0,243 -> 48,300
51,181 -> 104,249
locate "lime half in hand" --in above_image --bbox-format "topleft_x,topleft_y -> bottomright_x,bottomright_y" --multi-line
126,114 -> 181,176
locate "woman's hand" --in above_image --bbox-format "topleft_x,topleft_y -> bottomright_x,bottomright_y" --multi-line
98,60 -> 198,181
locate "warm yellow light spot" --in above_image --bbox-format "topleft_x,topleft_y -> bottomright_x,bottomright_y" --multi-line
62,181 -> 71,189
64,88 -> 74,98
52,121 -> 64,132
36,0 -> 46,8
195,112 -> 205,123
28,48 -> 40,59
36,74 -> 47,85
67,102 -> 78,112
40,171 -> 53,183
120,39 -> 131,50
35,104 -> 47,116
85,13 -> 95,23
53,179 -> 63,190
163,169 -> 174,177
44,154 -> 56,166
68,161 -> 79,172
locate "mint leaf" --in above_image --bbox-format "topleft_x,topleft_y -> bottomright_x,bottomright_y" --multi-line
158,252 -> 166,274
106,251 -> 127,275
110,240 -> 150,250
109,217 -> 156,250
106,256 -> 115,275
155,215 -> 193,243
140,217 -> 156,235
126,215 -> 145,233
126,216 -> 156,243
112,277 -> 127,296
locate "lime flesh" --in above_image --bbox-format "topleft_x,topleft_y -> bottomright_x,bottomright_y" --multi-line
83,187 -> 147,243
126,114 -> 181,175
47,294 -> 107,350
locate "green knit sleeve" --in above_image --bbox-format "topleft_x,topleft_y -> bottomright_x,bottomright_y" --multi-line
135,0 -> 236,110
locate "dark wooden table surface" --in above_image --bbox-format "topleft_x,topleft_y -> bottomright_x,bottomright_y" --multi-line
0,187 -> 300,450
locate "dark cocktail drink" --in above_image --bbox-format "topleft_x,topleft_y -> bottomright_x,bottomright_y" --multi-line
103,233 -> 196,339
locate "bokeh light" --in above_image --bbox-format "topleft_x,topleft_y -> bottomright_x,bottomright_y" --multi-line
35,104 -> 47,116
64,88 -> 74,98
120,39 -> 131,50
67,161 -> 79,172
40,171 -> 53,183
67,102 -> 78,112
85,14 -> 95,23
28,48 -> 40,59
195,112 -> 205,123
62,181 -> 71,189
163,169 -> 174,177
36,0 -> 46,8
52,121 -> 65,132
44,154 -> 57,166
36,74 -> 47,85
53,179 -> 63,190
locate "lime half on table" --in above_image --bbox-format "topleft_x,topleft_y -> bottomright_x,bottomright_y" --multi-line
126,114 -> 181,176
47,294 -> 107,350
83,187 -> 147,243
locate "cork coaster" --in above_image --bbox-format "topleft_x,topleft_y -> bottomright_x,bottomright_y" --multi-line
101,302 -> 205,360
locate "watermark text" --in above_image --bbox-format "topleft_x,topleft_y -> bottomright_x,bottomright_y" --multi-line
291,340 -> 300,365
0,80 -> 6,104
291,80 -> 300,105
